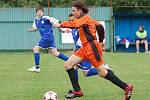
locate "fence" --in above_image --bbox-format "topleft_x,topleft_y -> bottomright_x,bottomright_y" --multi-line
0,7 -> 112,51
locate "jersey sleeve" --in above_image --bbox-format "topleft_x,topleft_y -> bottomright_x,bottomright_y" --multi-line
32,20 -> 37,29
61,15 -> 90,28
43,16 -> 59,25
49,17 -> 59,24
93,20 -> 100,26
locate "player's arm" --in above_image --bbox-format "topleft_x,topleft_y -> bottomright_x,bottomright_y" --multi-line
48,16 -> 65,32
60,15 -> 90,28
48,16 -> 73,33
93,20 -> 105,43
49,17 -> 60,25
28,20 -> 38,32
49,17 -> 68,33
28,28 -> 37,32
93,20 -> 100,26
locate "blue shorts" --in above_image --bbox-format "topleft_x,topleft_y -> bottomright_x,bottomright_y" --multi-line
74,45 -> 81,52
36,38 -> 56,49
136,37 -> 147,41
80,60 -> 92,70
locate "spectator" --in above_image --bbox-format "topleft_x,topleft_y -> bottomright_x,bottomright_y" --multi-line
136,26 -> 148,53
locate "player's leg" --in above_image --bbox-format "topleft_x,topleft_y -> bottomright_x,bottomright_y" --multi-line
76,59 -> 112,76
83,64 -> 112,76
68,60 -> 110,93
49,48 -> 68,61
72,65 -> 79,81
33,45 -> 41,67
28,45 -> 41,72
48,40 -> 68,61
28,38 -> 52,72
88,41 -> 133,100
64,53 -> 84,99
136,40 -> 140,53
80,60 -> 99,76
96,65 -> 133,100
48,40 -> 79,81
143,40 -> 148,53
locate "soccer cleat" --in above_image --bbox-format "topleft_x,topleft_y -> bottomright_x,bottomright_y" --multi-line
124,84 -> 133,100
67,89 -> 74,94
28,66 -> 40,73
65,90 -> 83,99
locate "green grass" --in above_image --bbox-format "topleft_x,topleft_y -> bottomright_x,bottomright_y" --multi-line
0,52 -> 150,100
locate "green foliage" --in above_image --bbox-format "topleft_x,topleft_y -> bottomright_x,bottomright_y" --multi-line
0,0 -> 109,8
0,0 -> 43,7
0,0 -> 150,7
0,0 -> 150,13
113,0 -> 150,13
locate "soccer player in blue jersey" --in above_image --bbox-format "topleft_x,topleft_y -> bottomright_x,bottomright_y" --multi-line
27,7 -> 68,72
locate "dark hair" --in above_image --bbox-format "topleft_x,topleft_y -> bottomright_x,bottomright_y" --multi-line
72,1 -> 89,14
139,26 -> 144,29
36,6 -> 44,13
69,13 -> 74,17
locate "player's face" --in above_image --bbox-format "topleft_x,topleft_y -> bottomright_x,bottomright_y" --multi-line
138,26 -> 144,32
72,7 -> 81,18
36,9 -> 44,17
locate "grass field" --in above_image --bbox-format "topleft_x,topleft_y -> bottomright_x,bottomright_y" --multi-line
0,52 -> 150,100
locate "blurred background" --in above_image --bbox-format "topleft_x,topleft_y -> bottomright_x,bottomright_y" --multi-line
0,0 -> 150,52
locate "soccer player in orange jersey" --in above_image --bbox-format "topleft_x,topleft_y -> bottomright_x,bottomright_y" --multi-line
55,1 -> 133,100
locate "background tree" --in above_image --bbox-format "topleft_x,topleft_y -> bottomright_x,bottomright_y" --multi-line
0,0 -> 150,13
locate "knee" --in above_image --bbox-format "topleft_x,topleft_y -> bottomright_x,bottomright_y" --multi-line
97,66 -> 108,77
33,47 -> 39,53
51,51 -> 59,57
136,41 -> 140,44
99,70 -> 108,77
64,61 -> 72,70
144,40 -> 148,44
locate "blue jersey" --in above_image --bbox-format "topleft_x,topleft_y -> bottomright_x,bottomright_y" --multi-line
33,16 -> 59,39
71,29 -> 81,49
32,16 -> 59,48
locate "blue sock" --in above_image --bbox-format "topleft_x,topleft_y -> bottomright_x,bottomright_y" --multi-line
74,69 -> 78,81
86,68 -> 98,76
57,53 -> 68,61
34,53 -> 40,66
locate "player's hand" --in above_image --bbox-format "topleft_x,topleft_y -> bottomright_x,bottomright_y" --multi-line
27,29 -> 32,32
27,28 -> 37,32
54,23 -> 61,27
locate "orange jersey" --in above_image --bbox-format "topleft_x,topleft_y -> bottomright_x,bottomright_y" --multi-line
92,19 -> 100,26
61,15 -> 104,66
74,40 -> 104,67
61,15 -> 97,45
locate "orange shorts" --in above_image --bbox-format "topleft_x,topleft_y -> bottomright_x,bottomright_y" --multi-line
74,40 -> 104,67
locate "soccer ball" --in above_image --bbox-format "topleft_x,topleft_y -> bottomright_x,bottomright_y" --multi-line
43,91 -> 58,100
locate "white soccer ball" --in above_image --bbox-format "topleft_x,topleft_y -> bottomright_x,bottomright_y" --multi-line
43,91 -> 58,100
